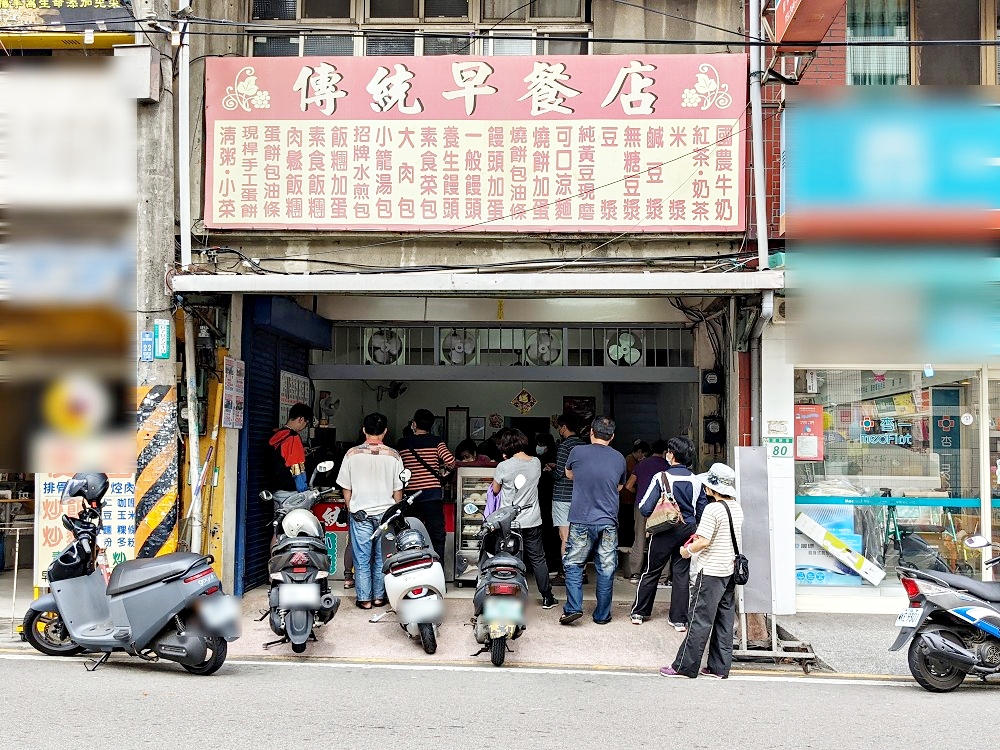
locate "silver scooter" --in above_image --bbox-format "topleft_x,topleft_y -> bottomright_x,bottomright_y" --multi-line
23,473 -> 241,674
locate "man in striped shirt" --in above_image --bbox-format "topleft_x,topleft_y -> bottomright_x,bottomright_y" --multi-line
396,408 -> 456,563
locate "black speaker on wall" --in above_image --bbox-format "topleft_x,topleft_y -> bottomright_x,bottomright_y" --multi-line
703,416 -> 726,445
701,369 -> 724,395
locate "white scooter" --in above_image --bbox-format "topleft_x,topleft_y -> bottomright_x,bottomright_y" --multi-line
369,469 -> 446,654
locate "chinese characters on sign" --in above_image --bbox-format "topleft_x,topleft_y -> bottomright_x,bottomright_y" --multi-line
206,55 -> 748,233
34,473 -> 136,588
222,356 -> 246,429
279,370 -> 311,426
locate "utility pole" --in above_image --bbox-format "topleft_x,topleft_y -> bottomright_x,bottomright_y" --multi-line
134,0 -> 181,559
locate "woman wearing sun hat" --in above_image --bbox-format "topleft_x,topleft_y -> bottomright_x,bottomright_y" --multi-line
660,462 -> 744,679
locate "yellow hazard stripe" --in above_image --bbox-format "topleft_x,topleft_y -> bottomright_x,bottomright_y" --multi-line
135,385 -> 179,557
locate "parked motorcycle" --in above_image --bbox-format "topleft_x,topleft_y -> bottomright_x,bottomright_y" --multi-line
259,460 -> 341,653
472,474 -> 528,667
23,473 -> 240,674
369,469 -> 445,655
890,534 -> 1000,692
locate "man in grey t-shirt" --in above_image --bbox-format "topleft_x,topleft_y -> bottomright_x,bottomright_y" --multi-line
559,416 -> 627,626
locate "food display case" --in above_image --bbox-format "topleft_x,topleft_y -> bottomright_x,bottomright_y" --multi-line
454,467 -> 494,587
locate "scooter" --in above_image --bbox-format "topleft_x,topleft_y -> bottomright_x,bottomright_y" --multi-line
472,474 -> 528,667
889,534 -> 1000,692
258,460 -> 341,653
23,473 -> 240,674
369,469 -> 445,655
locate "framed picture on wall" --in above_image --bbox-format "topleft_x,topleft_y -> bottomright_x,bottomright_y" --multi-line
433,416 -> 445,438
563,396 -> 596,426
446,407 -> 469,446
469,416 -> 486,442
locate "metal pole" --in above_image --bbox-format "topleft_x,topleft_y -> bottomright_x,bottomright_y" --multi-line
178,19 -> 193,270
749,0 -> 770,271
11,528 -> 20,637
184,309 -> 203,553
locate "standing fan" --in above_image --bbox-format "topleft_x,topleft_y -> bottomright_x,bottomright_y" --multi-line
525,328 -> 563,366
607,331 -> 644,366
441,328 -> 479,365
365,328 -> 405,365
319,394 -> 340,422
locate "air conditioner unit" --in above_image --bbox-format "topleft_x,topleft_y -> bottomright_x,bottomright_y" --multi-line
364,327 -> 406,365
605,330 -> 645,366
440,328 -> 479,366
524,328 -> 563,366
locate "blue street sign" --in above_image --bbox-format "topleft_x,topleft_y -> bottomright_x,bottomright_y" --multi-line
140,331 -> 154,362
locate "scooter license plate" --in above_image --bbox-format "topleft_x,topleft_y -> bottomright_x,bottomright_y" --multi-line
484,597 -> 523,622
895,606 -> 923,627
198,595 -> 242,631
278,583 -> 321,609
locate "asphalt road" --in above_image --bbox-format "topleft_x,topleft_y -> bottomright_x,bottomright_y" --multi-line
4,652 -> 996,748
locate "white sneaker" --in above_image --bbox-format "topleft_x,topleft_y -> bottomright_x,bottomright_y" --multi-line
668,620 -> 687,632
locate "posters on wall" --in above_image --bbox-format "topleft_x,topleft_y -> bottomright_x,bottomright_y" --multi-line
279,370 -> 311,426
793,404 -> 824,461
204,54 -> 748,234
34,473 -> 135,588
222,355 -> 246,429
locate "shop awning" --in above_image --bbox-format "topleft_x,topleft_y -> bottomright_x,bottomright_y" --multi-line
171,270 -> 785,296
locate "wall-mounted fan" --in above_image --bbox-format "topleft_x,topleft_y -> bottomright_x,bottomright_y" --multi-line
441,328 -> 479,365
376,380 -> 408,402
319,393 -> 341,422
606,331 -> 644,366
525,328 -> 563,366
364,328 -> 405,365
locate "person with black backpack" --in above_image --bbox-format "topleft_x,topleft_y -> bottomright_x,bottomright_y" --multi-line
268,403 -> 314,493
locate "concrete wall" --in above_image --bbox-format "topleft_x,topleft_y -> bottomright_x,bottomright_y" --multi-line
593,0 -> 745,55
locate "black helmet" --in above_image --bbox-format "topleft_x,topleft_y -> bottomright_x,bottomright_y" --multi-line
61,473 -> 110,509
395,529 -> 424,552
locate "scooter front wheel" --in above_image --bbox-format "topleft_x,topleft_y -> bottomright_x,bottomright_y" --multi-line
490,635 -> 506,667
181,636 -> 228,676
22,609 -> 85,656
418,622 -> 437,654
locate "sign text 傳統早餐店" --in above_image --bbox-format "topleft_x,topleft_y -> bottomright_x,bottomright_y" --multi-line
204,54 -> 748,233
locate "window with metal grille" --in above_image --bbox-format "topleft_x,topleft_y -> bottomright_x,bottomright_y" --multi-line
302,0 -> 352,18
252,35 -> 300,56
365,31 -> 417,54
303,34 -> 355,54
846,0 -> 910,85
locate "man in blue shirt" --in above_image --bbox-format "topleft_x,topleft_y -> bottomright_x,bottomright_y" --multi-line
560,416 -> 627,625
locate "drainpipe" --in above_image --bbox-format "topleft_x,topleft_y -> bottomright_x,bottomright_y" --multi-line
177,18 -> 192,270
184,307 -> 203,554
749,0 -> 770,272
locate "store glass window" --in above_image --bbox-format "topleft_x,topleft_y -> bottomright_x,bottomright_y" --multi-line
794,369 -> 982,590
990,378 -> 1000,534
846,0 -> 910,85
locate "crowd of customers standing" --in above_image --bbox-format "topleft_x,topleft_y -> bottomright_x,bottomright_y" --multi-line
295,405 -> 744,680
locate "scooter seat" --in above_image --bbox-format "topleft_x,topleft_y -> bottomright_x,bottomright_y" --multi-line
913,570 -> 1000,602
383,548 -> 438,574
481,553 -> 526,574
271,535 -> 327,555
107,553 -> 208,596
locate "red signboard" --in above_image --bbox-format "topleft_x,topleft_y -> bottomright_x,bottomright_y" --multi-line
775,0 -> 846,51
204,54 -> 748,233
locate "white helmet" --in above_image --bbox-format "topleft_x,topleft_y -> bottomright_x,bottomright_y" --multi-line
281,508 -> 323,539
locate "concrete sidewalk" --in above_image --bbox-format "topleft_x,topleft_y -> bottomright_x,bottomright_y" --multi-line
778,613 -> 909,676
229,579 -> 689,670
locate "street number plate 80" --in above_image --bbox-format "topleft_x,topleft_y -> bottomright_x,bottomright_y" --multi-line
895,607 -> 923,628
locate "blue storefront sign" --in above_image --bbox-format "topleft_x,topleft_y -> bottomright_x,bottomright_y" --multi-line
931,387 -> 961,498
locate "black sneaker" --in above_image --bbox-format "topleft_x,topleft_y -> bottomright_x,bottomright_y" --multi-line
559,611 -> 583,625
541,594 -> 559,609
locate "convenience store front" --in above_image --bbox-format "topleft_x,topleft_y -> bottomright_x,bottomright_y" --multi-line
762,325 -> 1000,613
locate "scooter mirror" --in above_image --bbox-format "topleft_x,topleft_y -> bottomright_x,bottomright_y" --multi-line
315,460 -> 335,474
463,502 -> 479,515
964,534 -> 992,550
400,468 -> 412,485
514,474 -> 527,491
259,490 -> 274,503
